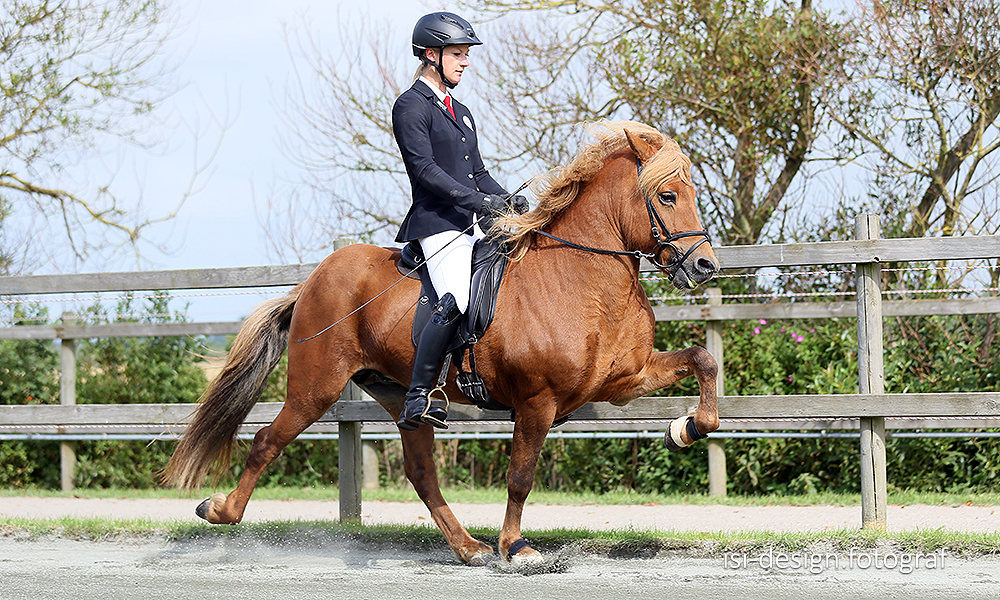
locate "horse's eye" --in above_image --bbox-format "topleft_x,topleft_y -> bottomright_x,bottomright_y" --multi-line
658,191 -> 677,206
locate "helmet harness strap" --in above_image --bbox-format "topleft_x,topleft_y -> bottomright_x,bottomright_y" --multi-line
420,48 -> 457,89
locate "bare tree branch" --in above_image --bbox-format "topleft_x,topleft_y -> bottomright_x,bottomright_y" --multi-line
0,0 -> 220,272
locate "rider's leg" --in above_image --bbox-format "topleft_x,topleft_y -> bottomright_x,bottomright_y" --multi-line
397,229 -> 477,430
422,228 -> 478,314
397,292 -> 462,430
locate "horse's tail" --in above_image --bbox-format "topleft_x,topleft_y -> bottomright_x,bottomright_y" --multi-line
163,285 -> 301,489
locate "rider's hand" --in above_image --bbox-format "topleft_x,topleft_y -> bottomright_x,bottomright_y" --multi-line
480,194 -> 507,216
507,194 -> 529,215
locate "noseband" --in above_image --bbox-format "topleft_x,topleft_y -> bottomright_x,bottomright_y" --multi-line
635,158 -> 712,272
535,157 -> 711,278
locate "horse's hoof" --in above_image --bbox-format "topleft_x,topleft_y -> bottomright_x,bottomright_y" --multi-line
664,415 -> 706,450
664,416 -> 688,450
195,498 -> 211,520
467,551 -> 497,567
195,493 -> 227,522
504,538 -> 540,562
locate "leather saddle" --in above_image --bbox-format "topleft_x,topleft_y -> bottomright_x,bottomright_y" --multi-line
397,237 -> 510,412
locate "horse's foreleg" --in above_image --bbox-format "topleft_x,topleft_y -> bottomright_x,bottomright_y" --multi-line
399,426 -> 495,565
499,401 -> 556,562
629,346 -> 719,449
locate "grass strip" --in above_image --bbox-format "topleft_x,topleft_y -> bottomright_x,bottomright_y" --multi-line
3,516 -> 1000,558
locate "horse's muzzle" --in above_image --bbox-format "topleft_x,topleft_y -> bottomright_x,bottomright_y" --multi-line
669,250 -> 719,290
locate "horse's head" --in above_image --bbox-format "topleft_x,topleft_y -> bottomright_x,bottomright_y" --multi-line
623,129 -> 719,290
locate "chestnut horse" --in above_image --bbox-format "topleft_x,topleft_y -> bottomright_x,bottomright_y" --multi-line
165,121 -> 720,565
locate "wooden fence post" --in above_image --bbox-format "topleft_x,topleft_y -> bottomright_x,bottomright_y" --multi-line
338,416 -> 363,523
856,215 -> 887,531
705,288 -> 727,497
333,237 -> 365,523
59,312 -> 77,492
362,441 -> 380,492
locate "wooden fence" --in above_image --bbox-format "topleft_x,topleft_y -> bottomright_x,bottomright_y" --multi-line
2,217 -> 999,530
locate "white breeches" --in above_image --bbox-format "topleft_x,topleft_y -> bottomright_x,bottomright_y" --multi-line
419,224 -> 484,315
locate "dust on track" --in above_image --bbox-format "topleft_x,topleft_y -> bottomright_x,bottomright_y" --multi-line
2,498 -> 1000,599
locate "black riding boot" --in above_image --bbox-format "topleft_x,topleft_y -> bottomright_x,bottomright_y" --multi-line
397,293 -> 462,431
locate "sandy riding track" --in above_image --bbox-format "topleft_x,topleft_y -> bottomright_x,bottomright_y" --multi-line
2,498 -> 1000,599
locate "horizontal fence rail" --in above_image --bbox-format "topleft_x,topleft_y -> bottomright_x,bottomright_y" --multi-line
7,298 -> 1000,341
4,235 -> 998,295
3,394 -> 1000,433
2,221 -> 998,529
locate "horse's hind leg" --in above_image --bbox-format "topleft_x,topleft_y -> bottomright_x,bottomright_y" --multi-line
400,426 -> 495,565
198,363 -> 351,525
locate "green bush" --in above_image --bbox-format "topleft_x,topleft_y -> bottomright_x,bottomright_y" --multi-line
0,304 -> 59,406
2,282 -> 998,496
75,293 -> 208,405
0,441 -> 60,488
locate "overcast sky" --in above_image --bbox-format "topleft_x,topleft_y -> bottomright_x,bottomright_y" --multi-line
87,0 -> 437,320
139,0 -> 431,271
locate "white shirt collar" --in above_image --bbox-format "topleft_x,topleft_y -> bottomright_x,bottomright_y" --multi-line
418,76 -> 450,104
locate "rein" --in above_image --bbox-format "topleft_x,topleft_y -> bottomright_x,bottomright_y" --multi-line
536,157 -> 711,276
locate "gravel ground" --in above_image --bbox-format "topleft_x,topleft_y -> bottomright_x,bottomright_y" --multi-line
1,534 -> 998,600
3,497 -> 1000,599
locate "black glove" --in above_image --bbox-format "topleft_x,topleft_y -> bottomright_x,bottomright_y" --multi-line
481,193 -> 529,216
480,194 -> 508,216
508,194 -> 529,215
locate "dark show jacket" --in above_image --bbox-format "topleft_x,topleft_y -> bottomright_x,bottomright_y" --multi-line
392,80 -> 507,243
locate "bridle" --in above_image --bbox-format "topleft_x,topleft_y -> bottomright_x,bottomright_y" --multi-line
535,157 -> 712,277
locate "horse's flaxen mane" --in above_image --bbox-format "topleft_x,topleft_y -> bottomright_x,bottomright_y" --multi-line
498,120 -> 692,260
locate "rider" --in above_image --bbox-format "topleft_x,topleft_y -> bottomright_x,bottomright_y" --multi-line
392,12 -> 527,431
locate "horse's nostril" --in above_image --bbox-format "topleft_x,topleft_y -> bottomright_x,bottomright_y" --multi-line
697,258 -> 718,274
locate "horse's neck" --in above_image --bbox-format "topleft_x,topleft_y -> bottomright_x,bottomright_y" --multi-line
550,179 -> 627,250
532,184 -> 645,302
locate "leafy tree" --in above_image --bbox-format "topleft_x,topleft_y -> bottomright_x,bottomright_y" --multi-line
469,0 -> 848,246
265,1 -> 998,259
830,0 -> 1000,240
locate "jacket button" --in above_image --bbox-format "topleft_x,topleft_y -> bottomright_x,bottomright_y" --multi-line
467,173 -> 474,179
464,155 -> 469,161
462,137 -> 466,142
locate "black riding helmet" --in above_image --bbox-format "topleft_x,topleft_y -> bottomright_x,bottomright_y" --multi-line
412,12 -> 482,89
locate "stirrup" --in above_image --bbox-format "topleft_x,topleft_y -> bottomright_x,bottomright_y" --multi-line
419,386 -> 450,429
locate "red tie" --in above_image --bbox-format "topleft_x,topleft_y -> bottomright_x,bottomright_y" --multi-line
444,95 -> 456,119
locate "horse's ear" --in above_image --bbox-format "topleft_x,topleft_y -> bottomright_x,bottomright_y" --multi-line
624,129 -> 657,163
